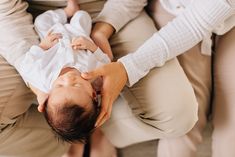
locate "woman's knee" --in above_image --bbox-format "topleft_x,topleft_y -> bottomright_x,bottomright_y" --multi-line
138,96 -> 198,138
130,58 -> 198,137
213,27 -> 235,140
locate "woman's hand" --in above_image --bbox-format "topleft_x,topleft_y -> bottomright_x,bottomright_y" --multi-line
81,62 -> 128,127
71,36 -> 98,52
39,31 -> 62,50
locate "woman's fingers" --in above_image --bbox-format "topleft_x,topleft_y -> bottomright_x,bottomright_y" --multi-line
95,92 -> 113,127
96,76 -> 114,127
82,62 -> 128,127
95,107 -> 107,127
81,66 -> 111,127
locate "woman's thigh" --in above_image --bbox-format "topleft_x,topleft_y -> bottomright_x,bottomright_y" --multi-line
0,56 -> 35,126
212,27 -> 235,157
0,105 -> 69,157
149,0 -> 211,129
0,57 -> 64,156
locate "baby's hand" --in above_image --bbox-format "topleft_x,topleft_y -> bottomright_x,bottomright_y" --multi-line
71,36 -> 98,52
39,31 -> 62,50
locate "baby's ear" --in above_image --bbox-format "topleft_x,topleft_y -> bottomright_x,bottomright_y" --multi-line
37,93 -> 49,112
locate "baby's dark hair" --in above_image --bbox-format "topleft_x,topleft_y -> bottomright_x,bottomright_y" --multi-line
43,97 -> 100,143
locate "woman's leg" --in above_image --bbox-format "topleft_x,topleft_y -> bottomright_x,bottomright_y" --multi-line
101,9 -> 198,148
0,56 -> 70,157
0,105 -> 70,157
90,129 -> 117,157
213,27 -> 235,157
0,56 -> 35,125
148,1 -> 211,157
157,45 -> 211,157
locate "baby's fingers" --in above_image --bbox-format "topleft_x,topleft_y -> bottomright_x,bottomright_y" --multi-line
49,33 -> 62,41
52,39 -> 59,45
71,43 -> 87,50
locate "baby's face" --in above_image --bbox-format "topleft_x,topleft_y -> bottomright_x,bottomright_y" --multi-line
49,70 -> 94,111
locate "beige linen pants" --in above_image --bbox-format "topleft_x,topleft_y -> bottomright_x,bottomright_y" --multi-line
148,1 -> 211,157
213,27 -> 235,157
0,0 -> 198,156
0,56 -> 70,157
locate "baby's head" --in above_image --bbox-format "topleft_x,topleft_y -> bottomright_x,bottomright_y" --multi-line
43,70 -> 100,143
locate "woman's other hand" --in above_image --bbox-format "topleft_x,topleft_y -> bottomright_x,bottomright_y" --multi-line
81,62 -> 128,127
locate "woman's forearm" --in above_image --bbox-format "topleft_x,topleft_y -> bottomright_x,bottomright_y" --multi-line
91,22 -> 114,60
119,0 -> 234,86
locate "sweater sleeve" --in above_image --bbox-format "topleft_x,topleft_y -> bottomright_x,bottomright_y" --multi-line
0,0 -> 39,72
94,0 -> 147,32
118,0 -> 235,86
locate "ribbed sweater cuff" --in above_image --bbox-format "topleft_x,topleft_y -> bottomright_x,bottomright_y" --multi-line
118,54 -> 143,87
118,33 -> 168,87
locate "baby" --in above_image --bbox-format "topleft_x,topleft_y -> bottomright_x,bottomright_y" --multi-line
19,0 -> 112,144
